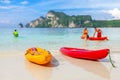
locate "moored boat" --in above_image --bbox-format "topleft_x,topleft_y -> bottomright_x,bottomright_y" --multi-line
25,47 -> 52,64
60,47 -> 109,60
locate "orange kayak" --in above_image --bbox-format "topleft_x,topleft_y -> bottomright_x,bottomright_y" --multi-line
25,47 -> 52,64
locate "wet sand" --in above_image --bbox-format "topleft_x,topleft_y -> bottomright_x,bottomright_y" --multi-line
0,51 -> 120,80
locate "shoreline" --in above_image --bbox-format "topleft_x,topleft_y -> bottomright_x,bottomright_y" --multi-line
0,51 -> 120,80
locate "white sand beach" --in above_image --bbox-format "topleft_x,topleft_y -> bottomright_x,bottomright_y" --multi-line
0,51 -> 120,80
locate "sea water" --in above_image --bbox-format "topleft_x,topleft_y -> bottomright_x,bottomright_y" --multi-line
0,27 -> 120,55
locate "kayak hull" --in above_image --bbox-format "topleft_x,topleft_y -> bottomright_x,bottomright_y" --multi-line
60,47 -> 109,60
88,36 -> 108,40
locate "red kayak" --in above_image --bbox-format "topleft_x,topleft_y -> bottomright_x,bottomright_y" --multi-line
60,47 -> 109,60
88,36 -> 108,41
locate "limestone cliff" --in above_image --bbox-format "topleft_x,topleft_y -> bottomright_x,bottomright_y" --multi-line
26,10 -> 92,28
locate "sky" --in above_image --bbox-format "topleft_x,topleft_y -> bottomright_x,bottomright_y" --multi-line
0,0 -> 120,27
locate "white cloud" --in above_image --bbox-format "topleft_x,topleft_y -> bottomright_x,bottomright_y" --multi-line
0,19 -> 10,24
107,8 -> 120,19
0,6 -> 12,9
20,1 -> 29,5
0,0 -> 11,4
0,5 -> 21,9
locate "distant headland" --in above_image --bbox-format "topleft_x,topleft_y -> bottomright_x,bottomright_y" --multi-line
25,10 -> 120,28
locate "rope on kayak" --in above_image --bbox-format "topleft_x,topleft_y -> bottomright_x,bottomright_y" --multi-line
108,52 -> 116,67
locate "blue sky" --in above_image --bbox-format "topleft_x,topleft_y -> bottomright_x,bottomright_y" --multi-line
0,0 -> 120,27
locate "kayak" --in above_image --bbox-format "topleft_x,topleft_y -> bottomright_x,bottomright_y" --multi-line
25,47 -> 52,64
60,47 -> 109,60
88,36 -> 108,40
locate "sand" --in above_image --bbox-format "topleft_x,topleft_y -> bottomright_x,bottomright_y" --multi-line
0,51 -> 120,80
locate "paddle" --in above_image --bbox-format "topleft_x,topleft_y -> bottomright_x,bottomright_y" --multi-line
108,52 -> 116,67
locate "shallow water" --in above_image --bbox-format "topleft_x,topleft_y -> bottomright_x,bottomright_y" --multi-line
0,28 -> 120,55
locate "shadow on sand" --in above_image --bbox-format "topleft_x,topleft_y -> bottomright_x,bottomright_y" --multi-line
25,57 -> 59,80
62,54 -> 110,80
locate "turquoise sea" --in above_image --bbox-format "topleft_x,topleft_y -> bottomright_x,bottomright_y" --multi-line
0,28 -> 120,55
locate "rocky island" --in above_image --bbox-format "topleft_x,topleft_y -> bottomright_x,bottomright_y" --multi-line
26,10 -> 120,28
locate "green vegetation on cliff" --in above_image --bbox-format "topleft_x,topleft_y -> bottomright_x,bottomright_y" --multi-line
93,20 -> 120,27
26,10 -> 120,28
